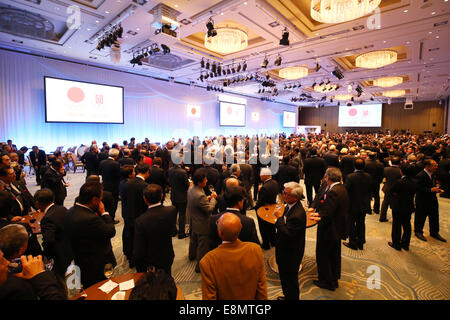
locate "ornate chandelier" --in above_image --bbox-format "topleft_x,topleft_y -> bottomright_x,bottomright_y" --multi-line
204,27 -> 248,54
310,0 -> 381,24
278,66 -> 308,80
383,89 -> 405,97
373,76 -> 403,87
314,83 -> 338,93
356,50 -> 398,69
334,94 -> 353,100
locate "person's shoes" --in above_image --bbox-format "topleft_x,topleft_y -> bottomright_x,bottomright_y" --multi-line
430,234 -> 447,242
415,233 -> 427,241
388,242 -> 401,251
177,233 -> 188,239
401,246 -> 409,251
313,280 -> 335,291
379,219 -> 388,222
332,281 -> 339,289
358,244 -> 364,250
276,296 -> 286,300
195,266 -> 200,273
343,242 -> 358,250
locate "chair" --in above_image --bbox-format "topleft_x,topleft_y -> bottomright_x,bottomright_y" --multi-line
70,152 -> 85,173
26,155 -> 34,175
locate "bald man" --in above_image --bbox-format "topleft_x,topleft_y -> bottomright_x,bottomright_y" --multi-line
199,213 -> 267,300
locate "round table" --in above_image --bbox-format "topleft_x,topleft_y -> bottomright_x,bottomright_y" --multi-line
72,273 -> 184,300
256,204 -> 317,274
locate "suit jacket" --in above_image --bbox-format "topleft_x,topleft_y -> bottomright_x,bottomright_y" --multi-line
389,176 -> 417,213
323,152 -> 339,168
29,150 -> 46,167
209,209 -> 260,250
81,151 -> 99,172
303,156 -> 327,185
147,166 -> 166,190
40,204 -> 73,275
118,156 -> 136,167
345,171 -> 372,215
99,158 -> 121,196
415,170 -> 438,210
3,181 -> 35,216
339,155 -> 355,179
275,164 -> 299,192
275,201 -> 306,268
199,240 -> 267,300
255,179 -> 279,209
239,163 -> 254,191
316,184 -> 350,242
65,204 -> 116,287
122,177 -> 148,227
168,166 -> 189,203
41,167 -> 67,205
133,205 -> 177,273
382,166 -> 402,193
364,159 -> 384,185
187,185 -> 217,235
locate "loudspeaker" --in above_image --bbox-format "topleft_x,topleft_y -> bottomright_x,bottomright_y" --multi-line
432,123 -> 436,127
324,123 -> 327,127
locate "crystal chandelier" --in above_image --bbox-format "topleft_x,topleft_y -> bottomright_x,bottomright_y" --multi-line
383,89 -> 405,97
356,50 -> 398,69
278,66 -> 308,80
334,94 -> 353,100
204,27 -> 248,54
373,76 -> 403,87
310,0 -> 381,24
314,83 -> 338,93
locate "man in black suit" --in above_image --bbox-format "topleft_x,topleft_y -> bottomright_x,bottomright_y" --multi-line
29,146 -> 47,185
65,181 -> 116,288
388,164 -> 417,250
275,156 -> 299,194
81,144 -> 99,177
364,152 -> 384,214
414,159 -> 447,242
133,184 -> 177,275
35,189 -> 72,276
98,148 -> 121,221
147,157 -> 167,202
0,166 -> 35,216
310,167 -> 349,291
255,167 -> 279,250
118,148 -> 136,167
343,158 -> 372,250
323,146 -> 339,168
274,182 -> 306,300
239,162 -> 255,209
339,148 -> 355,182
122,163 -> 150,262
303,148 -> 327,206
380,156 -> 402,222
209,186 -> 259,250
168,163 -> 190,239
40,160 -> 67,206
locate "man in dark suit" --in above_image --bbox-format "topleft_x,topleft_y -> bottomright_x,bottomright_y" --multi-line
133,184 -> 177,275
168,163 -> 190,239
35,189 -> 72,276
323,147 -> 339,168
310,167 -> 349,291
122,163 -> 150,262
0,166 -> 35,216
339,148 -> 355,182
380,156 -> 402,222
414,159 -> 447,242
239,162 -> 254,208
65,181 -> 116,288
275,156 -> 299,193
98,148 -> 121,221
274,182 -> 306,300
81,144 -> 99,177
364,152 -> 384,214
344,158 -> 372,250
388,163 -> 417,250
118,148 -> 136,167
40,160 -> 67,206
255,167 -> 279,250
147,157 -> 167,202
303,148 -> 327,206
209,186 -> 259,250
29,146 -> 47,185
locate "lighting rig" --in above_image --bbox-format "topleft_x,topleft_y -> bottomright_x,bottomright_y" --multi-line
96,24 -> 123,50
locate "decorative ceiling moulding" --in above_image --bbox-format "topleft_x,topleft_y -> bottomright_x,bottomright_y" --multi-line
48,0 -> 105,18
63,0 -> 106,10
310,0 -> 381,24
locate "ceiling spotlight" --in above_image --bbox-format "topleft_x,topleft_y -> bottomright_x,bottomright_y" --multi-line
206,17 -> 217,38
280,27 -> 289,46
351,97 -> 354,102
201,58 -> 205,68
370,96 -> 374,101
205,60 -> 210,70
261,56 -> 269,68
330,98 -> 333,103
210,72 -> 214,78
204,73 -> 209,79
242,61 -> 247,71
265,73 -> 270,80
227,68 -> 231,75
347,102 -> 352,106
217,64 -> 222,74
315,63 -> 321,72
326,80 -> 330,85
211,62 -> 217,73
274,55 -> 282,66
237,64 -> 242,72
199,74 -> 204,82
161,44 -> 170,54
337,101 -> 340,106
232,66 -> 236,73
319,81 -> 324,86
312,82 -> 317,87
331,67 -> 344,79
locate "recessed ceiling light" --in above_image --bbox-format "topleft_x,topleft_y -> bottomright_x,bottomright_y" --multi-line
429,31 -> 432,34
383,40 -> 386,43
406,41 -> 410,44
87,28 -> 91,31
244,1 -> 248,4
96,20 -> 99,23
221,12 -> 224,15
174,4 -> 178,8
436,35 -> 440,38
136,28 -> 140,31
403,10 -> 408,13
431,12 -> 436,15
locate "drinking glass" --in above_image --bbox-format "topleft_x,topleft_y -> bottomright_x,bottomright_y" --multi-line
104,263 -> 114,279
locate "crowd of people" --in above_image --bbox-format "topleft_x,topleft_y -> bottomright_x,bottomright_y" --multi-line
0,131 -> 448,300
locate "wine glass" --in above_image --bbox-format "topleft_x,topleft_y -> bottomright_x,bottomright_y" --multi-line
208,184 -> 215,194
43,257 -> 54,271
104,263 -> 114,279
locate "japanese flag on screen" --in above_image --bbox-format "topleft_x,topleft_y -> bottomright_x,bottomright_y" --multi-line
187,105 -> 200,118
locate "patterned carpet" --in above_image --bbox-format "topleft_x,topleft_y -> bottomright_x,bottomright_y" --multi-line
26,170 -> 449,300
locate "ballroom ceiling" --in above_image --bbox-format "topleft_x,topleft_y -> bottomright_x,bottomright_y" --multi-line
0,0 -> 448,106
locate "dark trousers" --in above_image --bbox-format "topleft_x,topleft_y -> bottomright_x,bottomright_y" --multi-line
174,202 -> 187,235
256,213 -> 276,248
380,191 -> 392,220
35,165 -> 43,184
349,213 -> 366,248
391,211 -> 412,248
414,206 -> 439,235
123,225 -> 134,261
189,232 -> 210,271
371,183 -> 381,213
316,238 -> 341,286
277,255 -> 302,300
305,181 -> 321,206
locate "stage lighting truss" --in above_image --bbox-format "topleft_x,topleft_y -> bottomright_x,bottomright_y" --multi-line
129,43 -> 169,66
96,24 -> 124,51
